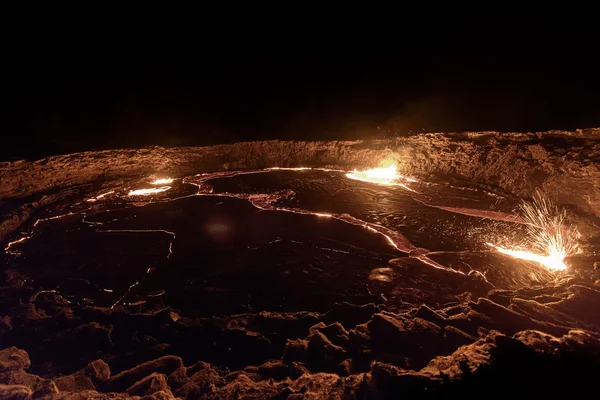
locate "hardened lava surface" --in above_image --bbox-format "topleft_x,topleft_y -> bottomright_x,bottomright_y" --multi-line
2,167 -> 600,399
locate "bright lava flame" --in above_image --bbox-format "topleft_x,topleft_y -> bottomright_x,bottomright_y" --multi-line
346,165 -> 414,186
488,192 -> 580,271
487,243 -> 568,271
151,178 -> 174,185
128,186 -> 171,196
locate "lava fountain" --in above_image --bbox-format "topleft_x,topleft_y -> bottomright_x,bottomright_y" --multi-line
489,192 -> 581,271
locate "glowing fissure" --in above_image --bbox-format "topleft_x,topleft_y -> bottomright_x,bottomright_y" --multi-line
185,175 -> 418,254
94,229 -> 176,308
34,212 -> 78,227
111,280 -> 141,309
8,166 -> 549,297
267,167 -> 345,172
185,170 -> 496,280
4,236 -> 31,255
128,186 -> 171,196
86,190 -> 115,202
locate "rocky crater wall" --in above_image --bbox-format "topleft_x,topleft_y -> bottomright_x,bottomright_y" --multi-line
1,129 -> 600,241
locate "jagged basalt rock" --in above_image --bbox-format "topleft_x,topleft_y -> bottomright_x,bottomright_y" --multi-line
125,373 -> 172,397
103,356 -> 184,393
0,297 -> 599,398
0,347 -> 30,373
306,330 -> 347,369
54,359 -> 110,392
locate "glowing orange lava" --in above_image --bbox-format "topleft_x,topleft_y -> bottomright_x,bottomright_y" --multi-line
151,178 -> 174,185
86,190 -> 115,202
267,167 -> 312,171
487,192 -> 580,271
487,243 -> 567,271
4,236 -> 30,255
128,186 -> 171,196
346,165 -> 416,188
315,212 -> 333,218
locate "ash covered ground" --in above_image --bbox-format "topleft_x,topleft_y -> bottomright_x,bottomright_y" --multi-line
1,131 -> 600,399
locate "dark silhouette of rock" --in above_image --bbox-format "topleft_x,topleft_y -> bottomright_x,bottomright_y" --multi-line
413,305 -> 447,325
54,359 -> 110,392
189,363 -> 224,389
323,302 -> 381,329
308,322 -> 349,348
282,339 -> 308,364
256,360 -> 289,380
29,380 -> 58,399
306,331 -> 346,369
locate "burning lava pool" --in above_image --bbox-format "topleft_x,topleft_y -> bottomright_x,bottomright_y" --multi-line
4,167 -> 592,316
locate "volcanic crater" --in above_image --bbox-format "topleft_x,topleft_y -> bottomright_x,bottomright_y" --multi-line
1,130 -> 600,399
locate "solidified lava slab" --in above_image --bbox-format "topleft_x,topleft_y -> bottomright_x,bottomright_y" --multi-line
1,133 -> 600,398
5,169 -> 557,315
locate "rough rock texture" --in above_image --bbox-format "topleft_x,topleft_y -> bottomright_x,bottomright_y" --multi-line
2,130 -> 600,397
54,360 -> 110,393
0,347 -> 30,373
1,269 -> 600,398
103,356 -> 183,393
2,129 -> 600,243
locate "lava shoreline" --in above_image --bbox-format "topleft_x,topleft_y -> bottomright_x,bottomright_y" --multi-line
2,130 -> 600,399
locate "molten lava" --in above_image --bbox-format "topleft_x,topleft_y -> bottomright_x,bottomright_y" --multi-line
346,166 -> 415,186
86,190 -> 115,202
488,192 -> 580,271
4,236 -> 30,255
128,186 -> 171,196
151,178 -> 174,185
487,243 -> 568,271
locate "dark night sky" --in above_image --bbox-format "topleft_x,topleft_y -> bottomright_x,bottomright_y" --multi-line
1,8 -> 599,160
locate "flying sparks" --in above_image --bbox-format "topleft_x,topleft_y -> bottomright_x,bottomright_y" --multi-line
488,192 -> 580,271
128,186 -> 171,196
